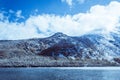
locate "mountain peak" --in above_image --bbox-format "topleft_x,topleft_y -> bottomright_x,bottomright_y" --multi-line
51,32 -> 68,38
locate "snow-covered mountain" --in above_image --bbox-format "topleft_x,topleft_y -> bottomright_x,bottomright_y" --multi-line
40,31 -> 120,60
0,29 -> 120,66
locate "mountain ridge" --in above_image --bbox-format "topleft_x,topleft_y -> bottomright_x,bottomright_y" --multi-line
0,31 -> 120,67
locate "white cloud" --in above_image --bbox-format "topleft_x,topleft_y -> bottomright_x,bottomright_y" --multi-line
0,1 -> 120,40
62,0 -> 73,6
16,10 -> 24,19
0,13 -> 4,20
0,11 -> 8,21
9,9 -> 14,13
61,0 -> 86,6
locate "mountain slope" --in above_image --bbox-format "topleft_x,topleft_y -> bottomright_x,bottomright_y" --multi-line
0,31 -> 120,67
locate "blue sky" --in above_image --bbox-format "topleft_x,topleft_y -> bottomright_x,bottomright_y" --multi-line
0,0 -> 119,18
0,0 -> 120,40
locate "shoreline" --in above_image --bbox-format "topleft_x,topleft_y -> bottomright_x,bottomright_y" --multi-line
1,66 -> 120,70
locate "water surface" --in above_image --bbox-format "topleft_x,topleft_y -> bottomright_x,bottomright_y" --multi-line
0,67 -> 120,80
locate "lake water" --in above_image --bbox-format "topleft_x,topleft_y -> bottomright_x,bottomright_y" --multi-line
0,67 -> 120,80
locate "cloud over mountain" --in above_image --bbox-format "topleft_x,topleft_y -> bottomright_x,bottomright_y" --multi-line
0,1 -> 120,40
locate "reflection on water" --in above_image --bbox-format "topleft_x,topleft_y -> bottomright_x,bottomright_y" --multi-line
0,68 -> 120,80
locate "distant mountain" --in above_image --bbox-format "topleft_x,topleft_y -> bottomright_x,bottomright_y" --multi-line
0,31 -> 120,67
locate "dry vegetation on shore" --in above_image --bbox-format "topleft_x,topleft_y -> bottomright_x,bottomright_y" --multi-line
0,55 -> 119,67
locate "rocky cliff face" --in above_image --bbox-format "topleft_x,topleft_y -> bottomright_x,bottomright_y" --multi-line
0,31 -> 120,66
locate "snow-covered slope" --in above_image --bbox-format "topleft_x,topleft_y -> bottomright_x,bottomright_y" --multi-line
0,30 -> 120,65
